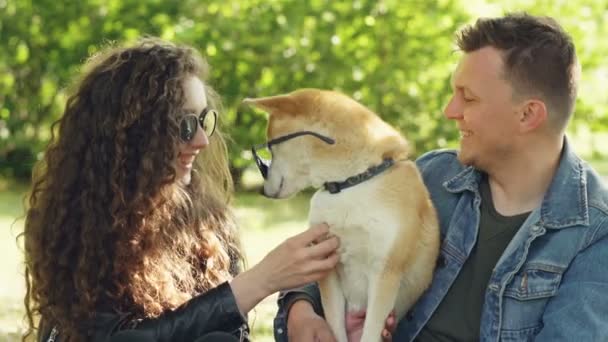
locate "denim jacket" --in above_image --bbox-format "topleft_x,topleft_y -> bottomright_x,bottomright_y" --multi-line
274,138 -> 608,341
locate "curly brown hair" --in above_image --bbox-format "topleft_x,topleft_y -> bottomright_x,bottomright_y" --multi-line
22,38 -> 242,341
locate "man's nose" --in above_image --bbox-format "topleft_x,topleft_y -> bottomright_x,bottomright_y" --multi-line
443,96 -> 463,120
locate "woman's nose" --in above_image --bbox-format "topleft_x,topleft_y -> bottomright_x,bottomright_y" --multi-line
189,123 -> 209,149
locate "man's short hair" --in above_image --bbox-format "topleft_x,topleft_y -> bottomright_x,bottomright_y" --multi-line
456,13 -> 578,132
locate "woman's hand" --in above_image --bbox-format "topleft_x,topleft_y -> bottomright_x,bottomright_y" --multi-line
257,223 -> 340,293
230,223 -> 339,315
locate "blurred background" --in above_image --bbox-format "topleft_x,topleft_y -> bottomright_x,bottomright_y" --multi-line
1,0 -> 606,341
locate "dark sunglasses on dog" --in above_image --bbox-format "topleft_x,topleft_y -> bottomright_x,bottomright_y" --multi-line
251,131 -> 335,179
179,107 -> 218,142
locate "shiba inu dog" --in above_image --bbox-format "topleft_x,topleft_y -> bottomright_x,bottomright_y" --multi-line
244,89 -> 439,342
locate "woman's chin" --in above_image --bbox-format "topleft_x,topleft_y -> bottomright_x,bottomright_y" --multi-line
176,168 -> 192,185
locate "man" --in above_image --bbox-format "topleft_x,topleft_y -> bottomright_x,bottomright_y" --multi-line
273,13 -> 608,341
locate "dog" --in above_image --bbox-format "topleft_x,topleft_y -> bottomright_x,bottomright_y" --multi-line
244,89 -> 439,342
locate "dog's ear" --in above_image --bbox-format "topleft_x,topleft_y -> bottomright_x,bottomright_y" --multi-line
242,95 -> 297,116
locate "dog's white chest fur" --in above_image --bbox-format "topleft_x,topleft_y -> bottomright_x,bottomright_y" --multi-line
310,180 -> 400,311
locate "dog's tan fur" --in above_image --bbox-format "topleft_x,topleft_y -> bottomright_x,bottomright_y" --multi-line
244,89 -> 439,342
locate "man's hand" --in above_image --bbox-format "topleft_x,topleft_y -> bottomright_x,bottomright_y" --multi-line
287,300 -> 337,342
346,309 -> 397,342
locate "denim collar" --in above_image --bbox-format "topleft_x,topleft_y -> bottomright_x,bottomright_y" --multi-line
443,137 -> 588,229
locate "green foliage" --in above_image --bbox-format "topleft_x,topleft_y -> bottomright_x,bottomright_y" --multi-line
172,0 -> 470,171
1,0 -> 607,183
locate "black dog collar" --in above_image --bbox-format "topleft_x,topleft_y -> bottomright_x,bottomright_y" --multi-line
323,159 -> 395,194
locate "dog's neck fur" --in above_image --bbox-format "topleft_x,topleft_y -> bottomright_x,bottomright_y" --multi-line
305,115 -> 409,190
309,150 -> 391,189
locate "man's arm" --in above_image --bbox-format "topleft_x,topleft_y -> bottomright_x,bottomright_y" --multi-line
274,283 -> 326,342
535,230 -> 608,341
274,283 -> 398,342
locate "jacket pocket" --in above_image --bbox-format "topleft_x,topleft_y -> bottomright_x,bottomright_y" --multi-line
500,264 -> 564,341
504,264 -> 563,300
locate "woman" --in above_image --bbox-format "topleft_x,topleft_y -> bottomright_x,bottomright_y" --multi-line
23,38 -> 339,342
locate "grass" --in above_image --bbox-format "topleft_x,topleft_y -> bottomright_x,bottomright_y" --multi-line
235,192 -> 311,342
0,180 -> 29,341
0,180 -> 311,342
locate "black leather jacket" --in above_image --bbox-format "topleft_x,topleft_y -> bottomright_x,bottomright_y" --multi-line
39,282 -> 249,342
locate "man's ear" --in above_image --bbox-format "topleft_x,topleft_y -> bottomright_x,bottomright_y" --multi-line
518,99 -> 548,133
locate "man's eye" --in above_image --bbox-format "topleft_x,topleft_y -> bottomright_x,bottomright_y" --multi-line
463,97 -> 474,102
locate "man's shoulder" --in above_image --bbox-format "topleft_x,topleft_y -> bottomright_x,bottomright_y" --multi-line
415,149 -> 465,178
580,162 -> 608,235
412,149 -> 473,198
577,160 -> 608,214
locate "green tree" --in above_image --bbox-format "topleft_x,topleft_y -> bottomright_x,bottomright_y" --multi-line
1,0 -> 606,183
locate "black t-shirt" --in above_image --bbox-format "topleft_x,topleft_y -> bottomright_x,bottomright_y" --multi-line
416,175 -> 530,341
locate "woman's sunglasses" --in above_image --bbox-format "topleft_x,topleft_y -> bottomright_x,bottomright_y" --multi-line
179,107 -> 218,142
